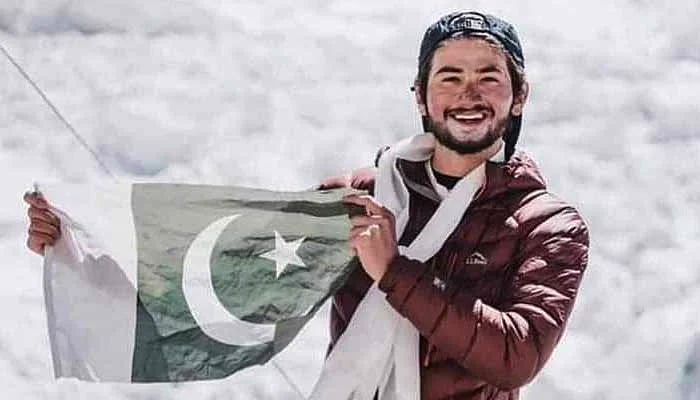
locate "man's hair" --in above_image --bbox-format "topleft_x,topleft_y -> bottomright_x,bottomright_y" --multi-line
414,34 -> 527,106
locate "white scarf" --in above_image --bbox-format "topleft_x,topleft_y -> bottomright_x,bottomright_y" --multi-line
309,134 -> 505,400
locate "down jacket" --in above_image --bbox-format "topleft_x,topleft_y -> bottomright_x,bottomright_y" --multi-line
329,151 -> 590,400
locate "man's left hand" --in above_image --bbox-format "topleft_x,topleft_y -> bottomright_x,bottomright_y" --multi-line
343,193 -> 398,282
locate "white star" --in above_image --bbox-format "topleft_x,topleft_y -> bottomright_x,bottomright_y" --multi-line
259,231 -> 307,278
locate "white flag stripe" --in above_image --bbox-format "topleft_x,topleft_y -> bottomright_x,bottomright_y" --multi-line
41,183 -> 138,382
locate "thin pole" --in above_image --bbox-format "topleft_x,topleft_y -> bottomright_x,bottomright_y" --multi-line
1,43 -> 117,181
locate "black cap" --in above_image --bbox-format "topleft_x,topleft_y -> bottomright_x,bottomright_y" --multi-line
417,11 -> 525,161
419,11 -> 524,71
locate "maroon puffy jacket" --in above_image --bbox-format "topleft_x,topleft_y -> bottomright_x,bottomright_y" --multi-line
329,151 -> 590,400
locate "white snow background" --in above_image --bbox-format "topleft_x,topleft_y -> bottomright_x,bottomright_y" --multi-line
1,0 -> 699,399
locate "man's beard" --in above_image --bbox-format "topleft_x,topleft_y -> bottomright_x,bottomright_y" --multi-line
428,112 -> 512,155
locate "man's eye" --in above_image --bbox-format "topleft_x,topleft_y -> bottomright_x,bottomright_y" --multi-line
481,76 -> 500,83
442,76 -> 460,83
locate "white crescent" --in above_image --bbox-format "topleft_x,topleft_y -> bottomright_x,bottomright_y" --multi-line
182,214 -> 276,346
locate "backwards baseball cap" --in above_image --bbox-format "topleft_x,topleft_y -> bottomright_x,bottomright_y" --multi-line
418,11 -> 524,72
416,11 -> 526,161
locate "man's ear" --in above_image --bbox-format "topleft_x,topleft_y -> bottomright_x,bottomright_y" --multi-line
413,81 -> 428,116
511,81 -> 529,117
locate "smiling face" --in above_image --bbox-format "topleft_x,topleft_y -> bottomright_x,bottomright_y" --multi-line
418,37 -> 527,155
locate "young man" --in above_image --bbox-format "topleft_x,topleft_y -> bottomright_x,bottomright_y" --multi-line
318,11 -> 590,400
26,10 -> 588,400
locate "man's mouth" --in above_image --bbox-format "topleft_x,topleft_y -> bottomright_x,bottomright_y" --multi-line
447,109 -> 489,125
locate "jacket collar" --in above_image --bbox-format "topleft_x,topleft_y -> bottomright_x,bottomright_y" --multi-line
477,150 -> 547,203
397,149 -> 547,204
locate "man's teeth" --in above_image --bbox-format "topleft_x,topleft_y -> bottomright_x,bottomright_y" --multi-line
452,112 -> 485,121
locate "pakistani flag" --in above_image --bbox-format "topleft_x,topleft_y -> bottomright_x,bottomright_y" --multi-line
40,183 -> 357,384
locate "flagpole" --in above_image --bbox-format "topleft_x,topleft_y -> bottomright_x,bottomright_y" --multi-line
0,43 -> 118,181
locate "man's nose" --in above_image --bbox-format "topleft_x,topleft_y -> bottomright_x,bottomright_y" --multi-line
457,79 -> 482,101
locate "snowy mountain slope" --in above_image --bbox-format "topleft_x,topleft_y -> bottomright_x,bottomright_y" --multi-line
1,1 -> 699,399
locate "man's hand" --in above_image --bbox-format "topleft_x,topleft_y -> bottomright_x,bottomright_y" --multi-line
344,193 -> 398,282
23,191 -> 61,255
317,167 -> 376,192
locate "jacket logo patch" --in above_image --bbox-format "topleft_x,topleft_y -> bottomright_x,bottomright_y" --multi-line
465,252 -> 488,266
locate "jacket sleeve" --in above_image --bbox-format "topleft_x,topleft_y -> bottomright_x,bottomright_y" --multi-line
378,206 -> 589,390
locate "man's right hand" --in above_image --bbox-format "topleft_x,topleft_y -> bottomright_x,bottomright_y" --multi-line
24,191 -> 61,255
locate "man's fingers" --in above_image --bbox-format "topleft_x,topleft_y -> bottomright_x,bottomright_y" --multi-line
343,194 -> 392,219
23,191 -> 38,203
29,222 -> 60,239
26,237 -> 44,255
349,214 -> 391,228
24,191 -> 61,256
23,191 -> 50,209
317,174 -> 351,190
28,207 -> 60,226
349,224 -> 379,241
349,226 -> 362,240
28,230 -> 58,247
349,226 -> 365,241
343,194 -> 378,209
348,167 -> 376,191
27,232 -> 55,255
